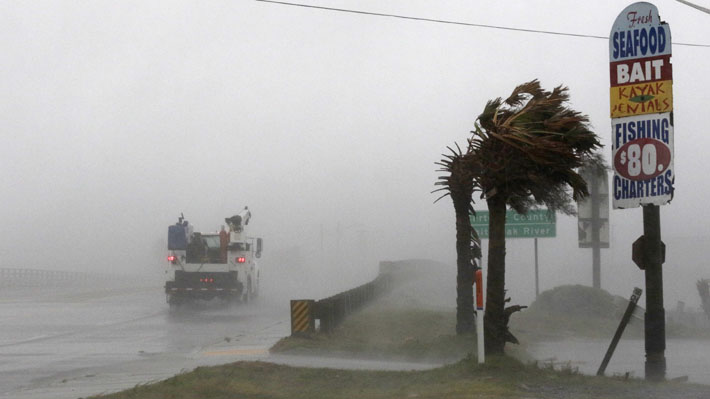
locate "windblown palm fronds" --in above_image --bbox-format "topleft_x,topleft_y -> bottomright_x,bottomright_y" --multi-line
472,80 -> 602,355
472,79 -> 601,214
433,143 -> 482,334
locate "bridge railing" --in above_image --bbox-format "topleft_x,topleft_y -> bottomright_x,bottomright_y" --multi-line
0,268 -> 151,288
290,261 -> 395,335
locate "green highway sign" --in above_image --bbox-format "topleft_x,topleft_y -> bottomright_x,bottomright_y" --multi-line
470,209 -> 556,238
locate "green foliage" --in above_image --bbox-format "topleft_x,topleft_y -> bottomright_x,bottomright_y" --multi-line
434,143 -> 480,335
471,79 -> 602,214
433,142 -> 481,207
434,80 -> 604,350
471,80 -> 603,354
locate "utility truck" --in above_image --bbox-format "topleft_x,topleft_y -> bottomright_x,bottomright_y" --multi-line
165,207 -> 262,306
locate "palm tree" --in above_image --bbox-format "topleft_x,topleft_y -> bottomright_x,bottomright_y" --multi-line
471,80 -> 602,354
434,143 -> 481,334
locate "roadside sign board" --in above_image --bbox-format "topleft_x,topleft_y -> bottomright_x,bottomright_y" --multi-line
610,2 -> 674,209
578,219 -> 610,248
578,170 -> 610,248
470,209 -> 556,239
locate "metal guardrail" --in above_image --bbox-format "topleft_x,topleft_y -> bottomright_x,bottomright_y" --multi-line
290,261 -> 395,335
315,272 -> 392,333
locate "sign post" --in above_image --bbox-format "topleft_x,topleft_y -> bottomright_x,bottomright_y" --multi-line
534,237 -> 539,297
578,168 -> 610,289
597,287 -> 643,376
475,269 -> 485,364
610,2 -> 672,381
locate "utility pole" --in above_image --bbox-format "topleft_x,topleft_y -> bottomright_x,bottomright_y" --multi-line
590,171 -> 601,289
643,205 -> 666,381
534,238 -> 539,297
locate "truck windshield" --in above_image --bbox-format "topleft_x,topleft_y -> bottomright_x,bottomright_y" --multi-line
201,235 -> 220,248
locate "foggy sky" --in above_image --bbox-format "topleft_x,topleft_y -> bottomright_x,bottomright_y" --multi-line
2,1 -> 710,307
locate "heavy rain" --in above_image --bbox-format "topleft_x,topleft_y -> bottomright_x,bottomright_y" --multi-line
2,1 -> 710,398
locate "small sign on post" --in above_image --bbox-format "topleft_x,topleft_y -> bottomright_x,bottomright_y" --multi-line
577,167 -> 610,289
632,235 -> 666,270
290,299 -> 315,335
577,169 -> 610,248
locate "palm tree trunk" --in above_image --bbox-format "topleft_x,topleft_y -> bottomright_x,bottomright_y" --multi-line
454,196 -> 475,334
484,196 -> 507,354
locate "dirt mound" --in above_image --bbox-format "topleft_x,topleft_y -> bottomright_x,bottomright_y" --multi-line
511,285 -> 640,340
526,285 -> 618,320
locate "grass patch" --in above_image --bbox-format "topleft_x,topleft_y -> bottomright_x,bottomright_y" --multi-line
271,305 -> 476,362
92,355 -> 710,399
89,269 -> 710,399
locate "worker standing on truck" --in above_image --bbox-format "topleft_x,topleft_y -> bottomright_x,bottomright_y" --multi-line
219,225 -> 229,263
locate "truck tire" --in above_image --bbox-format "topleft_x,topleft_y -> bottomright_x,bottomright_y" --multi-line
168,293 -> 182,308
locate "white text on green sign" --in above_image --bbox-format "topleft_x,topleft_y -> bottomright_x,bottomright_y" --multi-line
470,209 -> 556,238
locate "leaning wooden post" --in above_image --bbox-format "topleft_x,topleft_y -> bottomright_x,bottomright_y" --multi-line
597,287 -> 642,376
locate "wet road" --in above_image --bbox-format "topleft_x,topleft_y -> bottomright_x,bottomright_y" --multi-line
0,281 -> 441,399
0,285 -> 290,399
16,276 -> 706,398
528,338 -> 710,384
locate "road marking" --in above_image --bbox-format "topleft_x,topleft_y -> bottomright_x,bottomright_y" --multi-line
203,348 -> 268,356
